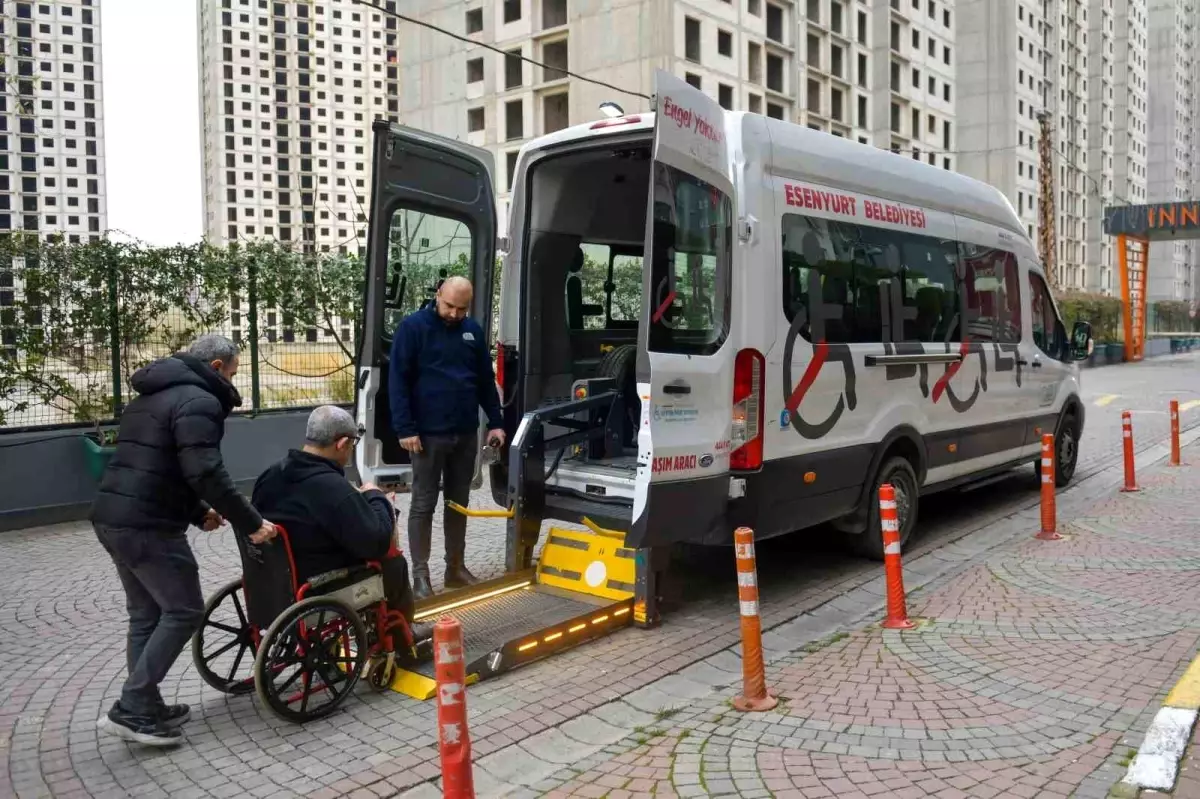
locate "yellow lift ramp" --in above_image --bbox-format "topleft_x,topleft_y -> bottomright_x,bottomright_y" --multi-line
386,505 -> 636,700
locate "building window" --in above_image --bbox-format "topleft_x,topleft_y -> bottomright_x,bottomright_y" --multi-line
713,30 -> 731,59
505,49 -> 523,88
718,83 -> 733,110
503,0 -> 521,24
466,57 -> 484,83
505,99 -> 523,140
685,17 -> 701,62
467,107 -> 485,132
465,7 -> 483,34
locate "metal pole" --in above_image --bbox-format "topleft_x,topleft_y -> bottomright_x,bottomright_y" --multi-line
247,255 -> 262,411
107,247 -> 123,417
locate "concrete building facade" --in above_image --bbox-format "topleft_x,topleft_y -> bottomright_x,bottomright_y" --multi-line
1144,0 -> 1198,303
1085,0 -> 1148,296
0,0 -> 107,242
197,0 -> 399,252
394,0 -> 955,226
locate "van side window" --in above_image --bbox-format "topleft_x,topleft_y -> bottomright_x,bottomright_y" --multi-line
780,213 -> 960,344
960,245 -> 1021,343
1029,271 -> 1065,358
647,163 -> 732,356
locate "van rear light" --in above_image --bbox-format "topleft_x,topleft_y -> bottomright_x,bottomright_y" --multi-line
730,348 -> 765,471
589,115 -> 642,129
495,343 -> 505,398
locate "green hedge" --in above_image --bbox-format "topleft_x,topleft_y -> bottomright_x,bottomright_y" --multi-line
1054,292 -> 1122,343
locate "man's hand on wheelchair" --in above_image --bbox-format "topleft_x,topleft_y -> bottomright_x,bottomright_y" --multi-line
201,509 -> 225,532
249,519 -> 278,545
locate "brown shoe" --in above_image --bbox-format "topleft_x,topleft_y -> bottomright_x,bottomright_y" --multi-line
444,564 -> 478,589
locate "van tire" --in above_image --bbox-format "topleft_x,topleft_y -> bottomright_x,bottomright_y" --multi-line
1049,409 -> 1081,487
597,344 -> 640,442
851,455 -> 919,561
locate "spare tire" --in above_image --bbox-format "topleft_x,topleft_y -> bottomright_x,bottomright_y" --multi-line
597,344 -> 640,447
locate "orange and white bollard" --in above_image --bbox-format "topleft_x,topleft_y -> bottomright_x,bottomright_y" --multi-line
1036,433 -> 1062,541
879,484 -> 914,630
731,526 -> 778,712
434,618 -> 475,799
1170,399 -> 1181,467
1121,410 -> 1139,492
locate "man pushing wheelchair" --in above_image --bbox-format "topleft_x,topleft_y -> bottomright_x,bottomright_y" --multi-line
92,333 -> 431,746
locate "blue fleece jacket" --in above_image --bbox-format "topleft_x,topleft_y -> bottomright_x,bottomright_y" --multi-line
388,306 -> 503,438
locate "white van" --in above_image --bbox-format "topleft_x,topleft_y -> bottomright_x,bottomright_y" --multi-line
356,70 -> 1092,566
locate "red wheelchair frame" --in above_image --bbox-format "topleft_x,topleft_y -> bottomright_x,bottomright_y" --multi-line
191,524 -> 419,722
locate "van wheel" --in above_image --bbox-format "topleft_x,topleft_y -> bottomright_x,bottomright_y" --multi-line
597,344 -> 640,445
852,456 -> 919,561
1053,411 -> 1080,487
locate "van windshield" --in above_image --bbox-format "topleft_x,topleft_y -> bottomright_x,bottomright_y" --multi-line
647,162 -> 731,356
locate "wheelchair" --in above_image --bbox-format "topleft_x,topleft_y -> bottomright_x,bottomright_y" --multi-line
191,525 -> 424,722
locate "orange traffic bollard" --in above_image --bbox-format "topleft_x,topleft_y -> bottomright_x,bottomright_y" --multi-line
1036,433 -> 1062,541
434,617 -> 475,799
731,526 -> 778,712
1121,410 -> 1139,492
879,484 -> 914,630
1170,399 -> 1181,467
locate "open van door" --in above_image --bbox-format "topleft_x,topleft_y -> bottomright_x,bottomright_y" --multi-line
627,71 -> 741,549
355,120 -> 497,490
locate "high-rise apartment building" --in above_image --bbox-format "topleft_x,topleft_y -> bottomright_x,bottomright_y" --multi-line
197,0 -> 403,251
0,0 -> 107,241
1085,0 -> 1148,296
870,0 -> 958,172
1145,0 -> 1198,302
395,0 -> 955,225
957,0 -> 1092,292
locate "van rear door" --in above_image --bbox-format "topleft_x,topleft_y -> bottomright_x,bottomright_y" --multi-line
355,120 -> 497,490
627,71 -> 740,549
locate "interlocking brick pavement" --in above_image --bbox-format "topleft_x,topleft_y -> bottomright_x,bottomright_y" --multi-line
3,353 -> 1200,798
537,446 -> 1200,798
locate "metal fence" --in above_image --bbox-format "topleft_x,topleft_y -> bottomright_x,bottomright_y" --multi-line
0,237 -> 361,432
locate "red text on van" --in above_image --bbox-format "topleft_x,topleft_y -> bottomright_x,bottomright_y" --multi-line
653,454 -> 698,473
784,184 -> 857,217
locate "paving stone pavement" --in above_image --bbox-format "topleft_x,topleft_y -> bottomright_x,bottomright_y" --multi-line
533,448 -> 1200,799
3,353 -> 1200,799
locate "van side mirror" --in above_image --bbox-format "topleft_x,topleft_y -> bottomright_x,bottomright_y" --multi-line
1070,320 -> 1093,361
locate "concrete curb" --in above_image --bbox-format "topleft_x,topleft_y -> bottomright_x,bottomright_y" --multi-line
1121,655 -> 1200,793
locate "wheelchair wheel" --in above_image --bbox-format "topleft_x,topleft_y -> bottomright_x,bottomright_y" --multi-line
193,578 -> 257,696
253,596 -> 368,723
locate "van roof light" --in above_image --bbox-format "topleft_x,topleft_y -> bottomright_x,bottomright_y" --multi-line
598,101 -> 625,118
590,115 -> 642,130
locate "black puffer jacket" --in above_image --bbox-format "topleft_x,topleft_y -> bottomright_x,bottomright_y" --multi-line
251,449 -> 395,581
89,353 -> 263,535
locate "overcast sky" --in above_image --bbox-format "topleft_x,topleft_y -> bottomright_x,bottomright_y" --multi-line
102,0 -> 203,246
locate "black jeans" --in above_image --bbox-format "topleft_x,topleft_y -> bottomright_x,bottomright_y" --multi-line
94,525 -> 205,717
408,432 -> 476,576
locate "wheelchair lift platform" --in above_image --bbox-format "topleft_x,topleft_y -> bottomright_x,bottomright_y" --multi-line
385,520 -> 637,701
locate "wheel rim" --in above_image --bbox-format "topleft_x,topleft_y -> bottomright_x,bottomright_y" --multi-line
196,581 -> 257,695
1058,426 -> 1077,479
889,471 -> 915,538
260,604 -> 363,719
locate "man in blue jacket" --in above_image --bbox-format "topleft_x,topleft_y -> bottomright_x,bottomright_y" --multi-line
389,276 -> 504,599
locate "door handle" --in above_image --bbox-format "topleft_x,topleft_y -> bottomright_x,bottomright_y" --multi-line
662,383 -> 691,395
1031,356 -> 1043,368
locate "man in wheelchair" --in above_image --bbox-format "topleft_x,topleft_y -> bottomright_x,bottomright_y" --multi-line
251,406 -> 433,645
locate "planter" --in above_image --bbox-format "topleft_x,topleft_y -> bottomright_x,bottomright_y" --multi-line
1104,343 -> 1125,364
1088,349 -> 1107,368
81,434 -> 117,482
